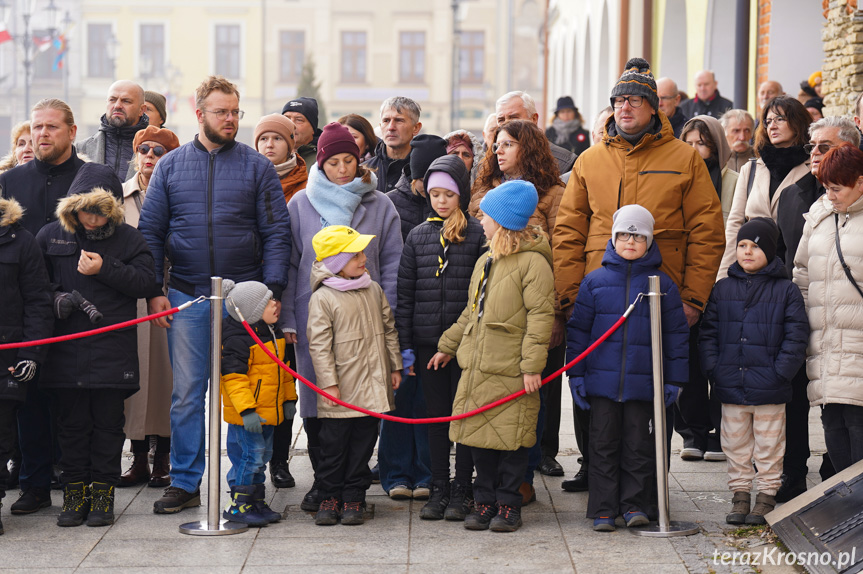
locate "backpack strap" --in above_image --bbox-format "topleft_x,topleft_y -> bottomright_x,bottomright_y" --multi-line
745,157 -> 758,198
834,212 -> 863,300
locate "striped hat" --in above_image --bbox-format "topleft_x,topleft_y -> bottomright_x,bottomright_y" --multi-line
610,58 -> 659,111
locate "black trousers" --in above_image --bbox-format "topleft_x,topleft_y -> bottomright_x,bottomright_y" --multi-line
587,397 -> 654,518
17,379 -> 54,490
417,346 -> 473,485
471,446 -> 529,508
784,365 -> 811,480
0,399 -> 18,497
317,416 -> 378,502
674,324 -> 721,452
573,401 -> 591,467
270,344 -> 298,466
52,388 -> 127,486
540,343 -> 565,457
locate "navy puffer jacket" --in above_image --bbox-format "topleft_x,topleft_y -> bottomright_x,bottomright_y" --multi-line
396,155 -> 487,350
386,168 -> 430,242
566,240 -> 689,402
699,257 -> 809,405
138,137 -> 291,298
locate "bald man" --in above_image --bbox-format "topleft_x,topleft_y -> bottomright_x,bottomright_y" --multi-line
758,80 -> 784,110
657,77 -> 688,137
679,70 -> 733,119
76,80 -> 149,181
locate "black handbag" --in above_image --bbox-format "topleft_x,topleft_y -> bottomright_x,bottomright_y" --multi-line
834,212 -> 863,300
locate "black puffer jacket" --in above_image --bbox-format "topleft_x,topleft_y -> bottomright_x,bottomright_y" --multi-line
36,189 -> 156,393
396,155 -> 487,350
365,139 -> 410,193
0,198 -> 54,401
386,168 -> 431,242
76,113 -> 149,181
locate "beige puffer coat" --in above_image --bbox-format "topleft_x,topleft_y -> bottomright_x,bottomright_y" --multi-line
306,261 -> 401,418
793,193 -> 863,407
438,232 -> 555,451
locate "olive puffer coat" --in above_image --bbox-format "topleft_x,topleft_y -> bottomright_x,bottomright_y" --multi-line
396,155 -> 487,350
438,233 -> 555,451
220,317 -> 295,426
699,257 -> 809,406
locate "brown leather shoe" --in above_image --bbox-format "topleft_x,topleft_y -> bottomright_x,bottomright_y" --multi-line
149,453 -> 171,488
518,482 -> 536,506
118,453 -> 150,487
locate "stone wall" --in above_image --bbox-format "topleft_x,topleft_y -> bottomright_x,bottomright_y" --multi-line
822,0 -> 863,116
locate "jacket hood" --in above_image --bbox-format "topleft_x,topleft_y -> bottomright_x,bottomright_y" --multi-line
600,238 -> 664,273
805,189 -> 863,228
99,112 -> 150,137
443,129 -> 484,182
682,114 -> 731,168
0,196 -> 24,228
310,259 -> 336,292
604,112 -> 674,152
423,154 -> 471,215
56,188 -> 125,234
519,230 -> 553,268
727,254 -> 788,280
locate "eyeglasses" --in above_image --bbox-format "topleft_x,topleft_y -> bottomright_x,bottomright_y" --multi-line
492,140 -> 518,153
615,232 -> 647,243
203,109 -> 245,120
763,115 -> 787,128
612,96 -> 644,109
804,143 -> 834,155
137,144 -> 166,156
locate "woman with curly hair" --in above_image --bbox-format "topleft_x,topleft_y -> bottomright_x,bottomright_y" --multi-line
468,118 -> 567,503
0,122 -> 34,174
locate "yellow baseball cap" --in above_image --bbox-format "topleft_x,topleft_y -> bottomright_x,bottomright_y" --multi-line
312,225 -> 376,261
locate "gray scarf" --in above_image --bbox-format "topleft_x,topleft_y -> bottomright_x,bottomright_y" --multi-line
551,118 -> 582,146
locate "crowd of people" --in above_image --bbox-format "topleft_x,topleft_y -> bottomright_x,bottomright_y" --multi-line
1,55 -> 862,537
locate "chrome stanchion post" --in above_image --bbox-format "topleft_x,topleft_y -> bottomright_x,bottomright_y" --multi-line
180,277 -> 248,535
632,276 -> 699,537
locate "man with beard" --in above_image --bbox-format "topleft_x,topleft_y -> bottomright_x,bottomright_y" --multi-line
139,76 -> 291,514
720,109 -> 756,172
76,80 -> 149,181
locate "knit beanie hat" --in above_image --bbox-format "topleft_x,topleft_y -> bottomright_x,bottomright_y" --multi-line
223,279 -> 272,324
144,91 -> 167,126
316,122 -> 360,166
321,252 -> 357,274
133,125 -> 180,156
610,58 -> 659,111
426,171 -> 460,195
253,114 -> 296,150
67,162 -> 124,202
446,133 -> 473,156
611,204 -> 655,249
282,97 -> 319,130
737,217 -> 779,263
408,134 -> 447,181
479,180 -> 538,231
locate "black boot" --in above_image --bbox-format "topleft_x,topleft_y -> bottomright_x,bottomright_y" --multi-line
775,475 -> 807,503
301,483 -> 322,512
561,464 -> 588,492
444,480 -> 473,521
269,460 -> 295,489
10,488 -> 51,514
420,480 -> 450,520
57,482 -> 90,527
87,482 -> 115,527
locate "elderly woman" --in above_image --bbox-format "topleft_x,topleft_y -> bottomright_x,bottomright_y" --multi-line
254,114 -> 308,204
794,144 -> 863,473
0,121 -> 34,174
443,129 -> 483,186
119,125 -> 180,488
681,115 -> 739,224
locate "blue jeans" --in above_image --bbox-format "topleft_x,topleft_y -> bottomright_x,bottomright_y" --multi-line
378,372 -> 432,492
166,288 -> 225,493
226,424 -> 274,487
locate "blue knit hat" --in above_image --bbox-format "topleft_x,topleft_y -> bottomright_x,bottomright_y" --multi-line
479,180 -> 538,230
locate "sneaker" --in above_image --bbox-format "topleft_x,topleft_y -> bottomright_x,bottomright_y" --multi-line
680,447 -> 704,461
412,485 -> 431,500
57,482 -> 90,527
464,503 -> 496,531
222,485 -> 270,527
388,484 -> 412,500
490,504 -> 522,532
315,497 -> 341,526
341,501 -> 365,525
370,463 -> 380,484
624,510 -> 649,527
10,488 -> 51,514
444,481 -> 473,521
704,451 -> 727,462
593,517 -> 616,532
153,486 -> 201,514
300,486 -> 322,512
86,482 -> 115,527
420,481 -> 450,520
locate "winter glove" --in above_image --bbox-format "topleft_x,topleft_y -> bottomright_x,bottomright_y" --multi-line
70,290 -> 103,324
241,412 -> 266,434
664,384 -> 681,408
53,291 -> 77,319
401,349 -> 415,375
10,360 -> 37,383
569,376 -> 590,411
283,401 -> 297,421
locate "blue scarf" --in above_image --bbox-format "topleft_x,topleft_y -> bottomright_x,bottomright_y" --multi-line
305,166 -> 378,228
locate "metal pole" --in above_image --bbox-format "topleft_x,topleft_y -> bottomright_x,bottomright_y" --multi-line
632,276 -> 699,537
733,0 -> 750,112
180,277 -> 248,535
450,0 -> 459,132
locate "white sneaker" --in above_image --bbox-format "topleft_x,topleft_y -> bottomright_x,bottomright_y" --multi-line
680,447 -> 704,461
704,451 -> 727,462
388,484 -> 412,500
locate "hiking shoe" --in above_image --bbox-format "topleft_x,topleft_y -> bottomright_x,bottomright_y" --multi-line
680,447 -> 704,461
341,501 -> 365,525
593,517 -> 616,532
57,482 -> 90,527
388,484 -> 412,500
222,485 -> 270,527
490,504 -> 522,532
252,484 -> 282,523
726,491 -> 751,524
300,485 -> 322,512
420,481 -> 450,520
315,497 -> 341,526
624,510 -> 649,527
464,503 -> 496,530
153,486 -> 201,514
444,480 -> 473,521
86,482 -> 115,527
10,488 -> 51,514
745,492 -> 775,525
269,460 -> 295,489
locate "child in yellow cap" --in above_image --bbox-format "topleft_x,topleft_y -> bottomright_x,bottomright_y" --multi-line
306,225 -> 402,526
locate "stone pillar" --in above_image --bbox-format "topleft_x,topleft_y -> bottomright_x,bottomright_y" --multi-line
822,0 -> 863,116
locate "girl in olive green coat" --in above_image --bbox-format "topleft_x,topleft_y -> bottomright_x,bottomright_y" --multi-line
430,180 -> 555,533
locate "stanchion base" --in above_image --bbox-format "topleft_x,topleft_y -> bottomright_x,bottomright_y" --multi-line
179,519 -> 249,536
629,521 -> 701,537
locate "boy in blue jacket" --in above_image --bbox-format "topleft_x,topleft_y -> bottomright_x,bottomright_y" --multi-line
699,218 -> 808,526
566,204 -> 689,532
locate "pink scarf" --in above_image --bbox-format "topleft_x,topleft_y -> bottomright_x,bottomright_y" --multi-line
323,272 -> 372,292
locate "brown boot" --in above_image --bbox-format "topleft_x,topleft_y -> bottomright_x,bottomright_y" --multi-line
118,453 -> 149,487
518,482 -> 536,506
745,492 -> 775,525
148,453 -> 171,488
726,491 -> 750,524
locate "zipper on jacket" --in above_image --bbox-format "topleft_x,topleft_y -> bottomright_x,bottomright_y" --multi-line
268,324 -> 282,425
207,152 -> 216,279
617,180 -> 622,210
617,262 -> 632,401
638,170 -> 682,175
254,378 -> 262,401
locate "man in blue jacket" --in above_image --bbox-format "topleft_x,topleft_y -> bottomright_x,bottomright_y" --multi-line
139,76 -> 291,514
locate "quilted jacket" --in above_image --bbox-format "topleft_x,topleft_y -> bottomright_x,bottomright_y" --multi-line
699,257 -> 809,405
566,240 -> 689,403
438,232 -> 555,451
387,170 -> 431,242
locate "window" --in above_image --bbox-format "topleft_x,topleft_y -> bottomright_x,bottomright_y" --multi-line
399,31 -> 425,84
215,24 -> 241,79
341,31 -> 366,84
279,31 -> 304,83
139,24 -> 165,78
459,31 -> 484,84
87,23 -> 113,78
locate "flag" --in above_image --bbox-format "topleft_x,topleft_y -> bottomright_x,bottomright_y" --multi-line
32,34 -> 52,52
52,34 -> 66,70
0,24 -> 11,45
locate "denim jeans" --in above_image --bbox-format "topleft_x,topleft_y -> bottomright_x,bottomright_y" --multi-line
226,424 -> 274,487
378,372 -> 432,492
166,288 -> 225,493
821,403 -> 863,473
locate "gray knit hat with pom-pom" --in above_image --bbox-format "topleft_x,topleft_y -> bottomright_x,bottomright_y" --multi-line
610,57 -> 659,111
223,280 -> 272,324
